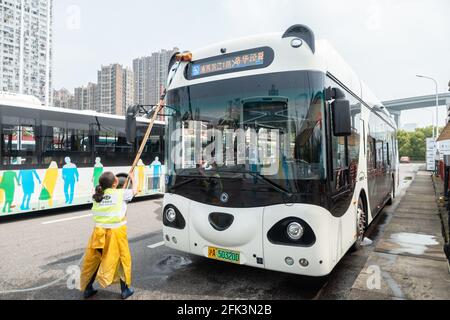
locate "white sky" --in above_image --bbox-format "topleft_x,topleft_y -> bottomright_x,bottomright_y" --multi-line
53,0 -> 450,128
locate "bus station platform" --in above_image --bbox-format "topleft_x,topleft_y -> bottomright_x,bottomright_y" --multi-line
349,171 -> 450,300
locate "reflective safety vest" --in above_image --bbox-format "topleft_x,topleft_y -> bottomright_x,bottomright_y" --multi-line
92,189 -> 127,229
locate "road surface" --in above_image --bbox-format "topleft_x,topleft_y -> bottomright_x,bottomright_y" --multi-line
0,164 -> 423,300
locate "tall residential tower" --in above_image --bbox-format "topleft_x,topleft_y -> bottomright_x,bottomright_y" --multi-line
0,0 -> 53,105
133,48 -> 178,106
97,64 -> 134,116
74,82 -> 98,111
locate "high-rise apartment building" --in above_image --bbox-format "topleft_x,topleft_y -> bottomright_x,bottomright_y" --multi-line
97,64 -> 134,116
133,56 -> 150,106
53,88 -> 74,109
74,82 -> 98,111
122,68 -> 134,115
133,48 -> 178,106
0,0 -> 53,105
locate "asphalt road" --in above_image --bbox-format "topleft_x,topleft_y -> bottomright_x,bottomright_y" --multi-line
0,163 -> 423,300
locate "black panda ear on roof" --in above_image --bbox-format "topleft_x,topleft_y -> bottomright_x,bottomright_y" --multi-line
282,24 -> 315,54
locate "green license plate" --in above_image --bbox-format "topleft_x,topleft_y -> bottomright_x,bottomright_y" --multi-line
208,247 -> 241,264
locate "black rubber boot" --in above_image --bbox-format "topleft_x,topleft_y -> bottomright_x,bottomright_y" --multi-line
83,257 -> 101,299
83,284 -> 98,299
120,280 -> 134,300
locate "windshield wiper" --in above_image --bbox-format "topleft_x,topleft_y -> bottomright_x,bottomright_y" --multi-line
214,169 -> 294,199
168,171 -> 294,200
244,172 -> 294,199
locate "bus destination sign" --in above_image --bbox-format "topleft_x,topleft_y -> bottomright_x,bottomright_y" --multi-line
186,47 -> 274,80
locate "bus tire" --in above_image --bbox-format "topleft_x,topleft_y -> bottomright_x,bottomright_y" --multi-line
351,196 -> 368,252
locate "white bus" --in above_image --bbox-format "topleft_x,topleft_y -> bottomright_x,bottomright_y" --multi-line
158,25 -> 398,277
0,93 -> 165,217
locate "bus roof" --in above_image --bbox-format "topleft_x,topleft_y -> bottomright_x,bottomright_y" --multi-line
0,94 -> 164,126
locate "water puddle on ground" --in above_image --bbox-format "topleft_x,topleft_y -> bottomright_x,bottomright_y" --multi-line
361,238 -> 374,247
388,233 -> 439,255
153,255 -> 193,274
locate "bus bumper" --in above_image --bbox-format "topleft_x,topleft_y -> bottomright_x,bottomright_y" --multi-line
163,194 -> 340,277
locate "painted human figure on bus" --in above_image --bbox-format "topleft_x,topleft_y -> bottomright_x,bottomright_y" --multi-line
40,162 -> 59,207
62,157 -> 79,205
136,159 -> 145,193
249,147 -> 260,185
92,157 -> 104,189
0,175 -> 5,206
18,169 -> 42,211
0,171 -> 20,213
150,157 -> 162,191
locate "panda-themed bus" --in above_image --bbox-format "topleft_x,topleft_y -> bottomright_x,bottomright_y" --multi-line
128,25 -> 398,276
0,93 -> 165,217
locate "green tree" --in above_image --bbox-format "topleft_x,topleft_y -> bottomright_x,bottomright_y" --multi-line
397,126 -> 440,161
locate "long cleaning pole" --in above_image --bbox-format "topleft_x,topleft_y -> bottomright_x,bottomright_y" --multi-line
124,60 -> 182,188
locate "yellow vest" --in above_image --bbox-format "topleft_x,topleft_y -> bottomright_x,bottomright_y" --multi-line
92,189 -> 126,229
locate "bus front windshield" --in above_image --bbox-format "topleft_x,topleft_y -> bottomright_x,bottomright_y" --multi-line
166,71 -> 326,194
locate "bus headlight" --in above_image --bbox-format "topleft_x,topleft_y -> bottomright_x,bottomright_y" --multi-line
163,205 -> 186,230
287,222 -> 304,240
268,217 -> 316,247
165,208 -> 177,223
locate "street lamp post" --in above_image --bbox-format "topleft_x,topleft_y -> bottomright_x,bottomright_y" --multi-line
417,75 -> 440,174
416,75 -> 439,139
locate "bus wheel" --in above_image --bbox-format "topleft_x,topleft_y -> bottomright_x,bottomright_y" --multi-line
352,198 -> 367,251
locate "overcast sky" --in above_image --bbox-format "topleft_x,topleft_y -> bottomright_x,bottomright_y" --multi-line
53,0 -> 450,128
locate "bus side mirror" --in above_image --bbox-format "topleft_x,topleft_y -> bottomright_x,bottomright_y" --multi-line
126,106 -> 138,144
332,99 -> 352,137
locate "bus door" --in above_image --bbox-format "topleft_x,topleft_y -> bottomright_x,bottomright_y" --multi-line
367,137 -> 387,216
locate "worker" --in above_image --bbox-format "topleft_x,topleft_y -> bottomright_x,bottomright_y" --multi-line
80,171 -> 138,300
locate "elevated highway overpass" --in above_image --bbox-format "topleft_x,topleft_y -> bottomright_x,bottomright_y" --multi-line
383,92 -> 450,127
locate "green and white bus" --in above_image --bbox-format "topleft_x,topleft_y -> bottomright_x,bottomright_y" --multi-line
0,93 -> 165,217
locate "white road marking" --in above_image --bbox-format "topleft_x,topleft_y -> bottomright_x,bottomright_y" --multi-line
147,241 -> 165,249
41,214 -> 93,225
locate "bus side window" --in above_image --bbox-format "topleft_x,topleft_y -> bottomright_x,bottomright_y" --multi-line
137,126 -> 164,164
329,137 -> 345,191
2,116 -> 38,167
386,142 -> 390,166
368,137 -> 376,170
327,82 -> 361,191
330,130 -> 349,191
94,123 -> 134,167
41,121 -> 91,166
376,141 -> 384,169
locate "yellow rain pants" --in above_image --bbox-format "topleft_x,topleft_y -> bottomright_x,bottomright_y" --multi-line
80,225 -> 132,291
